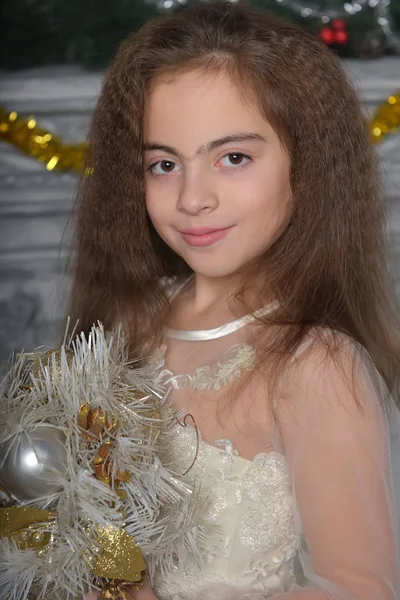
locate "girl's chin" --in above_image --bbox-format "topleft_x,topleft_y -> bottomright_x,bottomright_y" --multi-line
181,261 -> 247,280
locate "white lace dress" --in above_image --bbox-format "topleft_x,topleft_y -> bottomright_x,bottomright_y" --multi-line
153,424 -> 299,600
151,289 -> 400,600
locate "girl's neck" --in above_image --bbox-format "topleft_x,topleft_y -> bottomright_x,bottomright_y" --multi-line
184,273 -> 243,314
167,272 -> 274,332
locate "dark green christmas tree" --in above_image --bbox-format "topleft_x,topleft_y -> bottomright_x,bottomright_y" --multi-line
1,0 -> 399,69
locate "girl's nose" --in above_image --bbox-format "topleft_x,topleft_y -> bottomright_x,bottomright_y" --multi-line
176,171 -> 218,216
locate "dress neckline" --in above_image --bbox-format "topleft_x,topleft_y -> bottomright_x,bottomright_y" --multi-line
172,421 -> 283,465
165,300 -> 279,341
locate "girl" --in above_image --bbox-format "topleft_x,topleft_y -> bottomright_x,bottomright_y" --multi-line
76,1 -> 400,598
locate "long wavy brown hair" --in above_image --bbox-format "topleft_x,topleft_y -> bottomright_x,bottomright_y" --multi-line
68,0 -> 400,398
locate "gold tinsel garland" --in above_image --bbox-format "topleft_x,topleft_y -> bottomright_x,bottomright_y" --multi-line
0,93 -> 399,173
371,92 -> 400,143
0,106 -> 87,172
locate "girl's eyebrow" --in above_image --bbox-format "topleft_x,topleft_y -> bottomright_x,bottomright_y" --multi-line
143,132 -> 266,159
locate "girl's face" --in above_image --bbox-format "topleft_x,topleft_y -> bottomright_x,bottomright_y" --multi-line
144,69 -> 292,279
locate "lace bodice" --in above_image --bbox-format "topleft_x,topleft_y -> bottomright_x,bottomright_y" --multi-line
153,424 -> 300,600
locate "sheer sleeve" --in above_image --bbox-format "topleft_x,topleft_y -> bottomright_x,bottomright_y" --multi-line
271,337 -> 400,599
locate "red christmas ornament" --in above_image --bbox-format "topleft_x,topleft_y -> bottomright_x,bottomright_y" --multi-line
335,29 -> 349,45
319,18 -> 349,47
320,27 -> 335,44
332,18 -> 347,30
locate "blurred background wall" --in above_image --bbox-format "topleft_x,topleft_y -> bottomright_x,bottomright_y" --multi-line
0,0 -> 400,360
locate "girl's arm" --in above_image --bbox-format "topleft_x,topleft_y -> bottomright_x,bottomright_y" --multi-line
270,337 -> 399,599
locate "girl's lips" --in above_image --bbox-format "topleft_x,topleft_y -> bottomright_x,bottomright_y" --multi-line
179,227 -> 232,247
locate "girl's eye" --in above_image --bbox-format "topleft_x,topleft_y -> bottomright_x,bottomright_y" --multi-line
148,160 -> 180,175
219,153 -> 251,168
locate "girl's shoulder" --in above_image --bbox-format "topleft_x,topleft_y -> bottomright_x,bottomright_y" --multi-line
280,326 -> 387,421
289,327 -> 362,369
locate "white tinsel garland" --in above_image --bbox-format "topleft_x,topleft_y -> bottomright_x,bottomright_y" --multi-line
0,323 -> 213,600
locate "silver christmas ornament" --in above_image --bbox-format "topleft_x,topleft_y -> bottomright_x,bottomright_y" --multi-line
0,425 -> 67,501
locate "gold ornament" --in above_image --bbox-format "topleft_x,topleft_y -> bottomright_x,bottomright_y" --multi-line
99,579 -> 144,600
0,506 -> 56,550
92,525 -> 146,581
78,404 -> 118,442
93,441 -> 131,487
370,92 -> 400,144
77,404 -> 129,496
